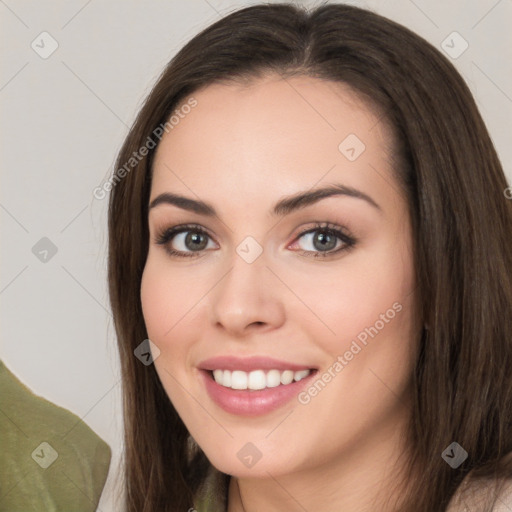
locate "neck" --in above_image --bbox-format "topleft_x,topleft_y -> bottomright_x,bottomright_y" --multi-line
227,402 -> 412,512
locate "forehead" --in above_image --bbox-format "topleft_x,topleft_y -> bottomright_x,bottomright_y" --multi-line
151,75 -> 398,210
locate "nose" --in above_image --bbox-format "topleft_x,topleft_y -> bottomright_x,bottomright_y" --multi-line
208,250 -> 286,337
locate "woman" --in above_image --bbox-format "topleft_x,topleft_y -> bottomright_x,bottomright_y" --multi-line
107,3 -> 512,511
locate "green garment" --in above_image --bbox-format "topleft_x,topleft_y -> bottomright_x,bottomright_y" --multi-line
194,469 -> 229,512
0,360 -> 111,511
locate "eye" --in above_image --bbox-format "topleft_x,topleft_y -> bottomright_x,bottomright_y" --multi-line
154,222 -> 356,259
155,224 -> 217,258
289,222 -> 356,258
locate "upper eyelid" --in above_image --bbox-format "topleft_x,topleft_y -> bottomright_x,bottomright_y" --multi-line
156,222 -> 347,237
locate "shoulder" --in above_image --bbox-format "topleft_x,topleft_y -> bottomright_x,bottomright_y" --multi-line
447,474 -> 512,511
487,478 -> 512,511
0,359 -> 111,511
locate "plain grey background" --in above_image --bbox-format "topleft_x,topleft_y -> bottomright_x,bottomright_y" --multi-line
1,1 -> 511,510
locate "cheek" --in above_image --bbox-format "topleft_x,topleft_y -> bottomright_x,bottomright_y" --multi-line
140,263 -> 173,341
140,256 -> 204,342
281,242 -> 414,355
140,260 -> 216,437
140,260 -> 195,399
140,255 -> 213,406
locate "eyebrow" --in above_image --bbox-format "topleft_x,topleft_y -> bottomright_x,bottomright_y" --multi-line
148,183 -> 381,217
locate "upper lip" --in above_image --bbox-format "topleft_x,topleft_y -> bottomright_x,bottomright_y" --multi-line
198,356 -> 316,372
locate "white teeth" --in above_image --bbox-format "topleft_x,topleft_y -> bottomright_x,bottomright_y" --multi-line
248,370 -> 266,390
294,370 -> 310,382
266,369 -> 281,388
280,370 -> 294,385
211,368 -> 312,390
231,370 -> 248,390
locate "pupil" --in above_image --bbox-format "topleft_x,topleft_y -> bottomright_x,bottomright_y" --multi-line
314,231 -> 336,251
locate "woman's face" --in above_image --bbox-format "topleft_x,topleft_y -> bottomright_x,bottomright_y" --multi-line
141,75 -> 419,478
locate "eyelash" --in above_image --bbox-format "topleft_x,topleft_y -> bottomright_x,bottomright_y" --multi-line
154,222 -> 356,259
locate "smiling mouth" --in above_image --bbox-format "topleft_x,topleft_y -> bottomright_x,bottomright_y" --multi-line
208,368 -> 316,391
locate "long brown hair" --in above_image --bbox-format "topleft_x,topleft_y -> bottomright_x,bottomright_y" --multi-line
107,3 -> 512,510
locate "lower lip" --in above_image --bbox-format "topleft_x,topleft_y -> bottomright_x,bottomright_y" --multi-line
200,370 -> 316,416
